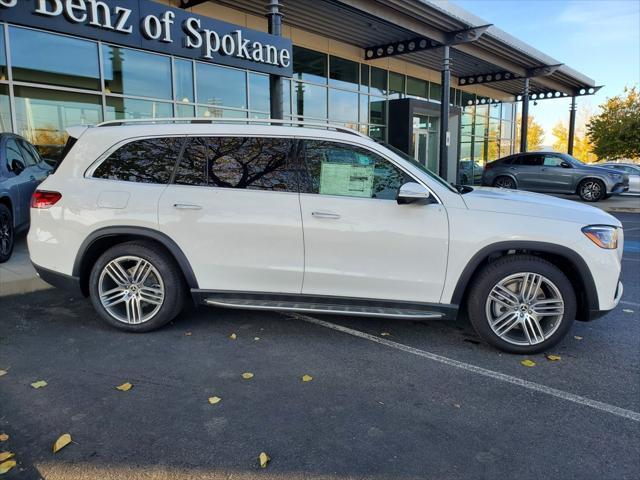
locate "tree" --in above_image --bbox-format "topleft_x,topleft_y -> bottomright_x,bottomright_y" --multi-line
552,121 -> 598,163
515,115 -> 545,151
587,86 -> 640,160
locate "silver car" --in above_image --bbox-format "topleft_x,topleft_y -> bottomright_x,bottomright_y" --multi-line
482,152 -> 629,202
599,163 -> 640,194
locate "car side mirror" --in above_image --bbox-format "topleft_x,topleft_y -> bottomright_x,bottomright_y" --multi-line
11,159 -> 25,175
397,182 -> 432,205
560,161 -> 572,168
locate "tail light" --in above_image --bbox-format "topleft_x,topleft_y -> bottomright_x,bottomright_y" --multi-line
31,190 -> 62,209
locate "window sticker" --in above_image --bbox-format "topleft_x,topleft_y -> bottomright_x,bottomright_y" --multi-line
319,162 -> 374,197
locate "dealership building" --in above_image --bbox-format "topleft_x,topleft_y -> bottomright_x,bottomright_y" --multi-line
0,0 -> 599,183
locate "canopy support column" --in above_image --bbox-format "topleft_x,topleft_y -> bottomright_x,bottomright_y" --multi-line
568,96 -> 577,155
267,0 -> 284,120
520,77 -> 530,153
439,44 -> 451,180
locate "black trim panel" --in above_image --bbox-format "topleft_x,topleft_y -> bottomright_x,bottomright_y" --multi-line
450,241 -> 599,311
33,263 -> 83,296
73,226 -> 199,289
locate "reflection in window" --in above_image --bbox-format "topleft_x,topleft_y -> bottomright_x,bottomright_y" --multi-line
360,65 -> 369,93
369,126 -> 385,142
388,72 -> 405,99
370,98 -> 386,125
283,79 -> 292,116
293,82 -> 327,119
105,97 -> 173,120
0,85 -> 10,132
501,104 -> 514,121
429,82 -> 442,103
301,140 -> 405,200
103,45 -> 172,99
14,86 -> 102,160
489,102 -> 501,119
329,89 -> 358,123
370,67 -> 387,96
407,77 -> 428,99
329,56 -> 359,90
293,46 -> 327,83
359,95 -> 368,124
174,59 -> 194,103
94,137 -> 183,184
197,106 -> 247,119
176,103 -> 195,117
10,27 -> 100,90
0,26 -> 6,80
460,91 -> 475,108
249,73 -> 270,112
197,63 -> 246,109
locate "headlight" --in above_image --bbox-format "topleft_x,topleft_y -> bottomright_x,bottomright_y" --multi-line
607,173 -> 622,180
582,225 -> 619,249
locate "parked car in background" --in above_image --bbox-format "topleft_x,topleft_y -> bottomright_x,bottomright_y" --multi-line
0,133 -> 53,263
458,160 -> 484,185
482,152 -> 629,202
599,163 -> 640,194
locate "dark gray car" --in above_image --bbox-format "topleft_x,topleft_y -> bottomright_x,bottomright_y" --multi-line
481,152 -> 629,202
0,133 -> 52,262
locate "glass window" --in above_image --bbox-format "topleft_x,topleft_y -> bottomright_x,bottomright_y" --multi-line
10,27 -> 100,90
14,86 -> 102,161
176,103 -> 195,117
5,138 -> 26,174
103,45 -> 171,99
249,73 -> 270,112
293,46 -> 327,84
407,77 -> 428,99
283,79 -> 292,116
473,138 -> 486,163
429,82 -> 442,103
489,102 -> 501,119
0,85 -> 10,132
543,155 -> 564,167
370,67 -> 387,96
388,72 -> 405,99
488,117 -> 500,138
370,97 -> 386,125
360,65 -> 369,93
175,137 -> 298,192
501,121 -> 513,140
499,140 -> 512,158
502,103 -> 514,121
369,126 -> 386,142
359,95 -> 369,124
94,137 -> 183,184
197,106 -> 247,119
329,56 -> 359,90
0,26 -> 6,81
293,82 -> 327,119
514,155 -> 543,166
174,59 -> 194,103
300,140 -> 406,199
18,139 -> 40,166
460,91 -> 475,108
196,63 -> 247,109
329,89 -> 358,123
105,97 -> 173,120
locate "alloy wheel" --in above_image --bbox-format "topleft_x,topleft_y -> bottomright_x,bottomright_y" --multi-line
485,272 -> 564,346
494,177 -> 515,189
98,255 -> 165,324
580,181 -> 602,201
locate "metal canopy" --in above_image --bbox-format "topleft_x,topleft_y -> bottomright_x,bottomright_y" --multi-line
208,0 -> 597,98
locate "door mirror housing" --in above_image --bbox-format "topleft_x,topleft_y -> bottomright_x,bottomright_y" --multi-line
397,182 -> 432,205
560,161 -> 572,168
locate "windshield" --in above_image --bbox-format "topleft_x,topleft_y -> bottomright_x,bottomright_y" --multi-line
560,153 -> 584,166
379,142 -> 459,194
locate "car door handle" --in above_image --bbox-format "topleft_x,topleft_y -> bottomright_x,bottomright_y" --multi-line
173,203 -> 203,210
312,211 -> 341,219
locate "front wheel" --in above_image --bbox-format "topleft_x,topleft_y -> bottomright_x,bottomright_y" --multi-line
493,176 -> 516,189
578,179 -> 605,202
467,255 -> 576,354
89,241 -> 185,332
0,204 -> 14,264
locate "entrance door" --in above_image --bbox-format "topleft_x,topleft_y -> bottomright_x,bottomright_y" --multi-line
412,116 -> 439,173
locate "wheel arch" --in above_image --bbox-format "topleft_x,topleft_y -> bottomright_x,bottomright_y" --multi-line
73,226 -> 199,296
575,176 -> 606,194
451,241 -> 598,321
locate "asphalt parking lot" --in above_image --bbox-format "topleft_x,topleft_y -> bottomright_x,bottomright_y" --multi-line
0,213 -> 638,480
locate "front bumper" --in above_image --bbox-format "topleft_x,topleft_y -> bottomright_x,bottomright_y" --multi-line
585,280 -> 623,321
610,182 -> 630,194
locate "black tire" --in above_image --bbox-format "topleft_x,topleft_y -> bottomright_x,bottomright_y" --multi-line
493,176 -> 516,189
89,241 -> 185,332
578,178 -> 605,202
0,204 -> 14,264
466,254 -> 576,354
603,194 -> 612,200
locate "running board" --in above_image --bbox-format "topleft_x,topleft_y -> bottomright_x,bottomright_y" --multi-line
202,296 -> 448,319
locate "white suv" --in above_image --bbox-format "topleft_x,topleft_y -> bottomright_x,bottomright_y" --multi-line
28,120 -> 624,353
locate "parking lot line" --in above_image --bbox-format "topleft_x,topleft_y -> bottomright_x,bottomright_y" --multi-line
291,313 -> 640,423
620,300 -> 640,308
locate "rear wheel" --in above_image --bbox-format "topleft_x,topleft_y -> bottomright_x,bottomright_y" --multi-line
89,241 -> 185,332
578,179 -> 605,202
493,176 -> 516,189
467,255 -> 576,354
0,204 -> 14,264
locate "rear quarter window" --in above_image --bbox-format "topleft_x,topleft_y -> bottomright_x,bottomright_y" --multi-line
93,137 -> 184,184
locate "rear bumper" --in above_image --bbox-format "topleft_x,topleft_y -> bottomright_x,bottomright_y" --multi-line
584,280 -> 623,321
33,263 -> 83,296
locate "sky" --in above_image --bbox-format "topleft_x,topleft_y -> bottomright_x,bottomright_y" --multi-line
450,0 -> 640,145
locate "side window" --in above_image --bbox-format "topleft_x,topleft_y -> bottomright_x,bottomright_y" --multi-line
17,139 -> 39,167
542,155 -> 563,167
175,136 -> 298,192
300,140 -> 408,200
93,137 -> 184,184
5,138 -> 26,175
517,155 -> 543,166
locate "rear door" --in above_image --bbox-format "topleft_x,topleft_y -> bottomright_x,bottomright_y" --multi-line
158,136 -> 304,293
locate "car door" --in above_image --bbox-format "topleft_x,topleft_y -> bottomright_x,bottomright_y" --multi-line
535,154 -> 575,192
297,139 -> 449,304
158,135 -> 304,294
512,154 -> 543,190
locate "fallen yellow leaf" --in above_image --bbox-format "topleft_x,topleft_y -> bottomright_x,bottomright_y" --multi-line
302,375 -> 313,382
0,452 -> 14,462
574,336 -> 583,340
0,434 -> 8,442
520,359 -> 536,367
230,333 -> 237,340
380,332 -> 391,336
116,382 -> 133,392
259,452 -> 270,468
208,396 -> 222,405
241,372 -> 254,380
254,337 -> 260,341
0,370 -> 7,377
0,460 -> 16,474
546,354 -> 561,361
30,380 -> 47,389
52,433 -> 72,453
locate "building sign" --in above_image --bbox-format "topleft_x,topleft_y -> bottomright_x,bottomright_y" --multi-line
0,0 -> 293,76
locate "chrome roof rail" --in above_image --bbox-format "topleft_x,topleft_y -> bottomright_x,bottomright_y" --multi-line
95,117 -> 369,138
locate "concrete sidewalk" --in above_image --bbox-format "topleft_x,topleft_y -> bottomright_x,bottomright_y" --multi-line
0,236 -> 50,297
